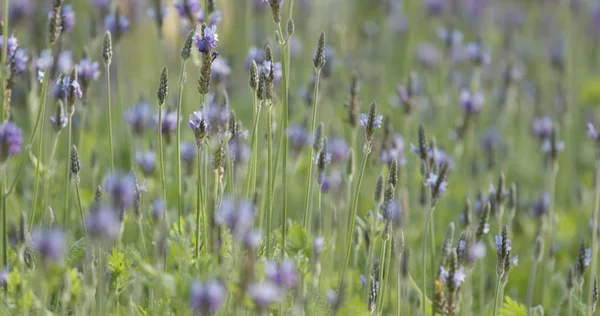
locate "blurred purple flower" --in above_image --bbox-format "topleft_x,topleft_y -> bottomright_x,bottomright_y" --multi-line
152,198 -> 165,222
424,0 -> 447,16
0,33 -> 18,61
425,172 -> 447,196
61,5 -> 76,32
174,0 -> 201,20
155,110 -> 178,138
77,59 -> 101,84
104,14 -> 130,35
314,237 -> 324,256
103,172 -> 137,211
416,43 -> 441,69
11,49 -> 27,74
91,0 -> 110,11
265,260 -> 298,289
9,0 -> 35,22
189,280 -> 225,314
248,282 -> 284,310
459,89 -> 484,115
85,206 -> 121,239
57,51 -> 73,75
531,193 -> 550,218
211,57 -> 231,82
216,196 -> 255,240
531,116 -> 553,139
287,124 -> 310,152
381,134 -> 406,165
136,150 -> 156,175
49,104 -> 68,132
439,266 -> 466,287
229,141 -> 250,164
34,50 -> 53,80
328,138 -> 349,163
125,101 -> 152,136
31,229 -> 65,263
181,142 -> 197,171
0,121 -> 22,162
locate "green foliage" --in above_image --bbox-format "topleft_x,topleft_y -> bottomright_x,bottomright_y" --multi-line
499,296 -> 527,316
107,248 -> 133,296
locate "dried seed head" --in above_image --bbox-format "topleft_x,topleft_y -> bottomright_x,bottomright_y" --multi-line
441,222 -> 455,262
373,174 -> 384,205
157,66 -> 168,105
476,202 -> 491,241
532,235 -> 544,263
456,232 -> 468,265
388,159 -> 398,188
418,123 -> 428,162
70,145 -> 80,176
313,32 -> 326,69
313,122 -> 325,152
181,29 -> 194,60
286,18 -> 295,37
102,31 -> 113,65
249,60 -> 258,91
346,149 -> 355,178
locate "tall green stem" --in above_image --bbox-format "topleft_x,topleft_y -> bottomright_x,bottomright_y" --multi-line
75,182 -> 87,240
588,159 -> 600,315
377,235 -> 390,313
0,0 -> 9,119
105,64 -> 114,171
421,195 -> 435,316
31,85 -> 48,231
38,134 -> 61,228
63,116 -> 72,231
337,144 -> 371,293
158,102 -> 167,269
175,60 -> 188,235
302,69 -> 322,230
526,261 -> 538,315
493,272 -> 505,316
266,102 -> 274,258
243,99 -> 261,199
278,22 -> 291,259
195,146 -> 206,259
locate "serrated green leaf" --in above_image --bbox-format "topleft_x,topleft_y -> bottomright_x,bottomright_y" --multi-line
499,296 -> 527,316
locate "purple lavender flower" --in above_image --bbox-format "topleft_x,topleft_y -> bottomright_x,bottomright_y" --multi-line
0,265 -> 8,287
50,106 -> 68,132
57,51 -> 73,75
329,138 -> 349,163
425,173 -> 447,196
265,260 -> 298,289
188,110 -> 210,144
9,0 -> 35,22
155,110 -> 178,138
216,197 -> 255,240
77,59 -> 100,84
207,10 -> 223,27
174,0 -> 201,20
588,123 -> 598,141
103,172 -> 137,211
381,134 -> 406,165
125,101 -> 152,136
85,206 -> 120,239
0,33 -> 18,60
531,193 -> 550,218
202,98 -> 229,132
194,25 -> 219,55
287,124 -> 310,152
531,116 -> 553,139
189,280 -> 225,314
31,229 -> 65,263
495,235 -> 512,253
245,47 -> 265,71
229,141 -> 250,164
0,121 -> 22,162
152,198 -> 165,222
91,0 -> 110,11
585,248 -> 592,268
459,89 -> 484,115
34,50 -> 53,81
104,14 -> 130,35
135,150 -> 156,175
248,282 -> 284,311
467,241 -> 487,264
211,57 -> 231,82
381,199 -> 402,226
147,6 -> 169,21
439,266 -> 466,288
360,275 -> 367,288
541,138 -> 564,154
360,114 -> 383,130
11,49 -> 28,74
242,230 -> 262,249
181,142 -> 197,171
61,5 -> 76,32
424,0 -> 447,16
416,43 -> 441,69
314,237 -> 324,256
466,41 -> 491,65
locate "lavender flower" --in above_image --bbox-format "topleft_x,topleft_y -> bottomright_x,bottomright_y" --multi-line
425,173 -> 447,197
248,282 -> 284,311
34,49 -> 53,81
61,5 -> 76,33
0,265 -> 8,287
229,141 -> 250,164
439,266 -> 466,288
174,0 -> 201,20
242,230 -> 263,249
57,51 -> 73,75
194,25 -> 219,55
50,102 -> 68,132
381,134 -> 406,165
416,43 -> 441,69
85,206 -> 120,239
588,123 -> 599,142
189,280 -> 225,314
360,102 -> 383,143
9,0 -> 35,22
531,116 -> 553,139
135,150 -> 157,175
155,110 -> 178,139
31,229 -> 65,263
103,173 -> 137,211
0,33 -> 18,60
211,57 -> 231,82
77,59 -> 101,84
125,101 -> 152,136
104,14 -> 130,35
216,197 -> 255,240
459,89 -> 484,115
328,138 -> 349,163
314,237 -> 324,256
152,199 -> 165,223
265,260 -> 298,289
287,124 -> 310,152
0,121 -> 22,162
11,49 -> 28,74
91,0 -> 110,11
466,41 -> 491,65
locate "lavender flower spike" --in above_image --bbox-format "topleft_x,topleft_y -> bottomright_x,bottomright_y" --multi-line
189,280 -> 226,314
0,121 -> 22,162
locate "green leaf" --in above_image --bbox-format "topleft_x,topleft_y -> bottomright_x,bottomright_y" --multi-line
499,296 -> 527,316
286,221 -> 311,256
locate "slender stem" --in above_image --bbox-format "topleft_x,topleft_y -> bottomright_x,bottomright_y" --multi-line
0,0 -> 9,121
302,69 -> 322,230
1,174 -> 5,267
337,145 -> 371,293
377,236 -> 390,313
195,146 -> 206,259
243,100 -> 261,199
567,289 -> 573,316
266,102 -> 273,258
38,134 -> 60,228
31,93 -> 47,230
105,64 -> 114,171
588,159 -> 600,315
137,219 -> 148,259
175,60 -> 187,235
493,273 -> 505,316
158,103 -> 167,223
63,116 -> 72,231
278,22 -> 291,259
541,161 -> 559,306
203,146 -> 209,254
526,262 -> 538,316
479,258 -> 485,314
75,182 -> 87,240
421,197 -> 435,316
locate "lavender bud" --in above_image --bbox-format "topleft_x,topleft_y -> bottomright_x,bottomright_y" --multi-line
496,172 -> 506,206
50,100 -> 68,132
441,222 -> 455,262
456,232 -> 468,265
496,225 -> 510,273
567,266 -> 575,290
463,199 -> 472,228
346,72 -> 360,127
286,18 -> 295,37
476,202 -> 490,241
102,31 -> 112,65
267,0 -> 282,23
18,212 -> 26,246
249,60 -> 258,91
532,236 -> 543,263
418,123 -> 428,162
157,66 -> 168,105
66,67 -> 80,112
70,145 -> 80,176
576,239 -> 590,280
361,101 -> 382,143
213,140 -> 224,175
265,44 -> 273,63
346,149 -> 355,178
368,262 -> 380,312
313,32 -> 326,69
388,159 -> 398,188
181,29 -> 194,60
47,1 -> 63,46
373,174 -> 384,205
313,122 -> 325,152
